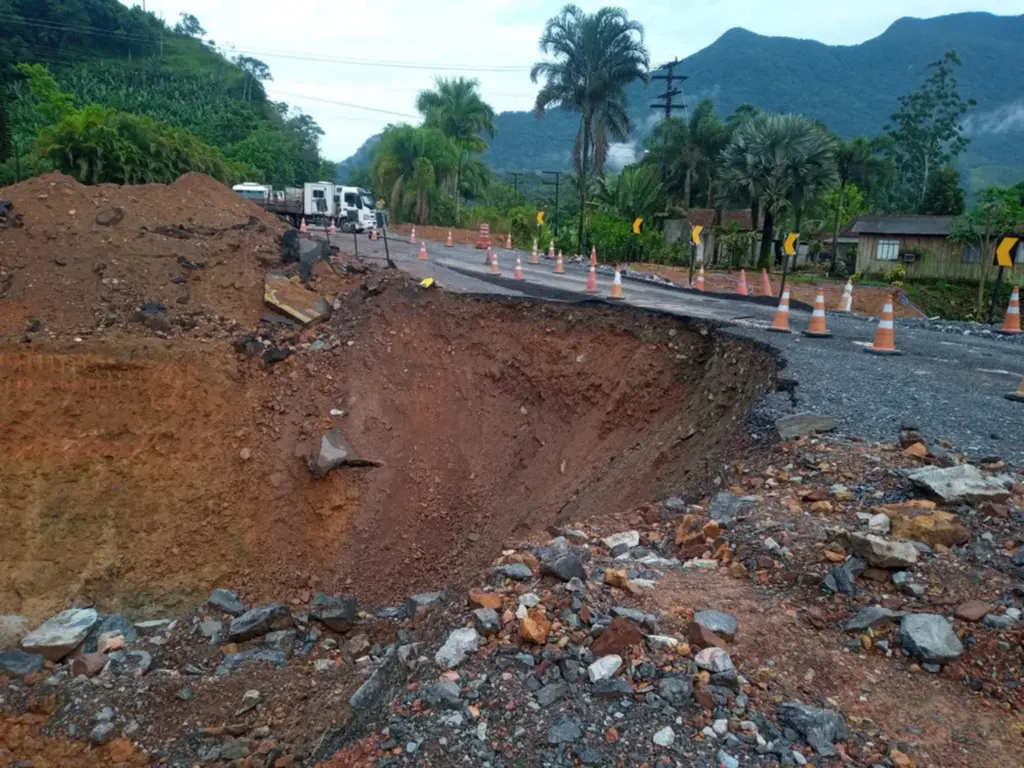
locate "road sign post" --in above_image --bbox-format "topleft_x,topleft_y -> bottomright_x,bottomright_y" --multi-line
688,225 -> 703,288
989,236 -> 1021,323
779,232 -> 799,299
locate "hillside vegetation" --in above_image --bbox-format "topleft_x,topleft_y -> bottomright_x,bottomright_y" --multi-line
0,0 -> 333,186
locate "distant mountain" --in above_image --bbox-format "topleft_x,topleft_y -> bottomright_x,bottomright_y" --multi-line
339,12 -> 1024,189
336,134 -> 380,183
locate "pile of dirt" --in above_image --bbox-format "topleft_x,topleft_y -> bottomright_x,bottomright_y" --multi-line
0,172 -> 289,339
0,275 -> 777,621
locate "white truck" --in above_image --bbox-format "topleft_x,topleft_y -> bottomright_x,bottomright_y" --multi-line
255,182 -> 377,232
231,182 -> 272,204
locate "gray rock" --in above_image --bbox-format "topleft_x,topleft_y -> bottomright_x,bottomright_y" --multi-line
495,563 -> 533,581
591,678 -> 633,696
652,726 -> 675,746
309,427 -> 356,477
219,739 -> 249,761
405,591 -> 444,617
587,654 -> 622,682
693,610 -> 738,641
472,608 -> 500,634
603,531 -> 640,550
775,413 -> 837,440
842,606 -> 904,632
198,620 -> 222,640
0,649 -> 44,677
662,497 -> 686,514
540,553 -> 587,582
658,675 -> 693,706
899,614 -> 964,662
264,629 -> 298,655
535,682 -> 568,707
694,647 -> 734,673
547,717 -> 582,745
425,681 -> 462,708
20,609 -> 98,661
228,603 -> 292,642
90,722 -> 116,745
717,750 -> 740,768
0,616 -> 30,652
908,464 -> 1010,505
777,702 -> 847,758
309,593 -> 357,632
708,492 -> 752,527
822,556 -> 866,595
105,650 -> 151,677
435,627 -> 480,669
982,613 -> 1016,630
576,747 -> 605,765
84,615 -> 137,653
867,513 -> 891,535
892,571 -> 926,598
208,588 -> 246,616
216,649 -> 287,675
846,532 -> 918,569
349,665 -> 385,708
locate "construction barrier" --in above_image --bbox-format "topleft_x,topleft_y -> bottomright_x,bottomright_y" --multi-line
530,239 -> 540,265
476,223 -> 491,250
585,265 -> 598,293
410,226 -> 416,243
418,242 -> 428,261
609,267 -> 624,299
548,240 -> 555,259
590,246 -> 597,267
768,290 -> 792,333
554,251 -> 564,274
760,269 -> 772,296
446,229 -> 453,247
736,269 -> 749,296
803,291 -> 832,337
505,233 -> 512,249
513,255 -> 523,280
1001,286 -> 1021,334
866,295 -> 901,355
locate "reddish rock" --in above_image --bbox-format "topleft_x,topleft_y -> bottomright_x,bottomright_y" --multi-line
806,607 -> 828,629
979,502 -> 1009,519
955,600 -> 996,623
756,555 -> 775,570
520,610 -> 552,644
801,488 -> 828,502
701,521 -> 722,540
678,544 -> 708,561
469,589 -> 503,610
688,621 -> 728,650
899,430 -> 927,448
891,512 -> 970,548
810,500 -> 834,514
902,442 -> 928,459
694,688 -> 715,710
674,514 -> 703,545
862,568 -> 891,583
590,616 -> 643,657
69,652 -> 108,678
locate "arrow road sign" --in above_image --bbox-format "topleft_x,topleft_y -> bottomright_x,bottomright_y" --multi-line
784,233 -> 799,256
690,224 -> 704,245
995,236 -> 1020,267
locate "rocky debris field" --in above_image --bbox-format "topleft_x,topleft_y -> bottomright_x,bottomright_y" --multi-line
3,422 -> 1024,767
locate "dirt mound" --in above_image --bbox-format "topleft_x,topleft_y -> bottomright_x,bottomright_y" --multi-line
0,172 -> 289,339
0,276 -> 777,620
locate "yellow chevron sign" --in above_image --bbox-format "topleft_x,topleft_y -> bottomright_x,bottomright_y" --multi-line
995,236 -> 1020,267
690,225 -> 704,245
784,232 -> 799,256
632,218 -> 644,234
536,211 -> 545,226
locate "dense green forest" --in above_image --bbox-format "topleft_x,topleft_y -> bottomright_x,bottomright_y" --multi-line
0,0 -> 334,186
432,12 -> 1024,190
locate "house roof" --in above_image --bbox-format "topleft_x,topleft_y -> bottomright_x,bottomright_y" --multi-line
683,208 -> 756,230
850,215 -> 955,237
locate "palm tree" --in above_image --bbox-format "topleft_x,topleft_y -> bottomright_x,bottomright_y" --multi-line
595,164 -> 664,222
415,77 -> 496,225
371,124 -> 456,225
531,4 -> 650,253
643,100 -> 728,209
719,113 -> 837,269
828,138 -> 873,274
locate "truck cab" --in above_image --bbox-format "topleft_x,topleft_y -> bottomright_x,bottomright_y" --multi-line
231,182 -> 272,203
333,186 -> 377,233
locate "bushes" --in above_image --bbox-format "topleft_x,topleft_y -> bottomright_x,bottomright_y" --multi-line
36,105 -> 235,185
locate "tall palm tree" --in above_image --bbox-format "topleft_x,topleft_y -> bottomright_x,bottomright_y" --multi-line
415,77 -> 496,225
595,164 -> 664,222
719,113 -> 837,269
828,137 -> 873,274
643,100 -> 728,209
531,4 -> 650,253
371,124 -> 456,225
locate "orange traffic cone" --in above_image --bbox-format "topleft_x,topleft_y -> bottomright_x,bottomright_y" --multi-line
839,280 -> 853,312
410,226 -> 416,243
760,269 -> 772,296
1001,286 -> 1021,334
327,221 -> 336,235
548,240 -> 555,259
505,233 -> 512,249
491,251 -> 501,275
555,251 -> 564,274
695,265 -> 705,292
803,291 -> 832,338
530,238 -> 540,265
590,245 -> 598,267
483,246 -> 492,266
370,228 -> 378,241
768,290 -> 792,333
737,269 -> 749,296
418,242 -> 428,261
513,255 -> 524,280
446,229 -> 453,247
866,294 -> 901,355
609,267 -> 624,299
585,265 -> 599,293
1006,377 -> 1024,402
299,217 -> 308,233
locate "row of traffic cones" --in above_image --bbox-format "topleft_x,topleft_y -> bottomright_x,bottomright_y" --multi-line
768,289 -> 898,353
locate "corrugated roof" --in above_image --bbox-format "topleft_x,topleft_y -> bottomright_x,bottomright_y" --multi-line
850,215 -> 955,236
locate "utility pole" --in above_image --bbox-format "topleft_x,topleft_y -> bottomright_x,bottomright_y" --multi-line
650,58 -> 688,122
507,172 -> 522,203
542,171 -> 562,236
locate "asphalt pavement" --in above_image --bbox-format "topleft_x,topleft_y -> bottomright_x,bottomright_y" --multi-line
338,232 -> 1024,463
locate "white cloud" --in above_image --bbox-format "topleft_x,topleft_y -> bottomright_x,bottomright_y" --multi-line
124,1 -> 1024,160
964,101 -> 1024,135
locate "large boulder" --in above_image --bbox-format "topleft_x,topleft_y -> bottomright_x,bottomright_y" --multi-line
308,428 -> 356,477
846,532 -> 918,569
309,593 -> 358,632
540,553 -> 586,582
708,492 -> 752,527
692,610 -> 738,641
899,614 -> 964,662
908,465 -> 1010,505
228,603 -> 292,642
890,511 -> 970,548
842,606 -> 904,632
208,588 -> 246,616
20,609 -> 98,662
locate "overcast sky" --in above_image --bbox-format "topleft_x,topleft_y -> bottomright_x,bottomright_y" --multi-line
124,1 -> 1021,161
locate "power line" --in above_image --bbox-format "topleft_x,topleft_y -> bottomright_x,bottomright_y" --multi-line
650,58 -> 688,121
272,91 -> 419,119
542,171 -> 563,236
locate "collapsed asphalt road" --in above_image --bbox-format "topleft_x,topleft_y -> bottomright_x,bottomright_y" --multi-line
331,231 -> 1024,463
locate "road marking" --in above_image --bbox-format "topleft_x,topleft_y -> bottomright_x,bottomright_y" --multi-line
938,341 -> 965,347
851,341 -> 872,348
977,368 -> 1016,376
